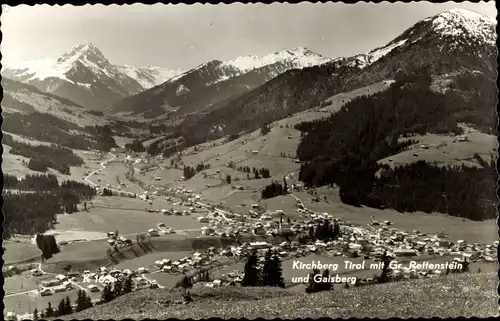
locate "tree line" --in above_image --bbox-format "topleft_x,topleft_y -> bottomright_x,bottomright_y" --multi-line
3,112 -> 117,151
4,133 -> 84,175
183,163 -> 211,180
229,163 -> 272,179
3,174 -> 96,239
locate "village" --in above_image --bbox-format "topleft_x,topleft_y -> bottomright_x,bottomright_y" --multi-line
4,145 -> 497,320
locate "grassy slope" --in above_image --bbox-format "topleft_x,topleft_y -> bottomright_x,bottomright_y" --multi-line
65,273 -> 498,319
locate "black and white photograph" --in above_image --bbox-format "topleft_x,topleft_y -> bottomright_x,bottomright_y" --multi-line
1,2 -> 498,319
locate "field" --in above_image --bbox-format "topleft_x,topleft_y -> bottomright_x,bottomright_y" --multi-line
4,286 -> 102,315
55,196 -> 205,236
4,274 -> 43,295
378,130 -> 497,168
3,241 -> 42,265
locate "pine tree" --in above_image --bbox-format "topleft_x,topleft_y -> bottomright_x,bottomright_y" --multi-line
262,249 -> 273,286
33,308 -> 39,321
46,302 -> 54,318
180,273 -> 193,290
101,283 -> 115,303
75,289 -> 85,312
321,269 -> 332,291
333,221 -> 340,239
378,250 -> 392,283
242,251 -> 261,287
83,290 -> 93,310
271,253 -> 285,288
65,296 -> 72,314
56,298 -> 66,316
40,311 -> 45,319
305,269 -> 321,293
122,275 -> 134,294
114,278 -> 123,297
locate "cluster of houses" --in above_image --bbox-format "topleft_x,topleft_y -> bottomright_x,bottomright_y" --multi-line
36,271 -> 80,296
153,248 -> 220,275
106,232 -> 133,247
363,224 -> 499,263
82,266 -> 158,291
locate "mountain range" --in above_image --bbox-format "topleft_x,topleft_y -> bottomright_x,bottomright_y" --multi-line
2,44 -> 183,111
178,8 -> 497,144
2,8 -> 496,148
104,47 -> 333,119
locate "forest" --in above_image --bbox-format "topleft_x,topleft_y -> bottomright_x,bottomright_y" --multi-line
4,133 -> 84,175
296,68 -> 497,220
3,174 -> 96,238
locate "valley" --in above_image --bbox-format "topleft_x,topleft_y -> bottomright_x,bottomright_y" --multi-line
3,81 -> 496,316
2,5 -> 497,320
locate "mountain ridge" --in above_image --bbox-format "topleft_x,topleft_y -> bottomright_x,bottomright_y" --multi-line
178,7 -> 496,145
105,47 -> 333,118
2,44 -> 177,111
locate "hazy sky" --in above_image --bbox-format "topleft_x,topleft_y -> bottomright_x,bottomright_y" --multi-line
2,2 -> 496,70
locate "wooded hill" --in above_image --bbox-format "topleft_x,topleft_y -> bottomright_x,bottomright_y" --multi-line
296,68 -> 497,221
3,174 -> 96,238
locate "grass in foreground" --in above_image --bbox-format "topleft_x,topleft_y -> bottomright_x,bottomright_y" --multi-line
64,273 -> 498,319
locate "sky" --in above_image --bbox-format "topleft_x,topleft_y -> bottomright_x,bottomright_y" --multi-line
1,2 -> 497,70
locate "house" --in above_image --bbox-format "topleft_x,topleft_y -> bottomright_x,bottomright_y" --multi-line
251,151 -> 259,155
53,286 -> 67,293
39,288 -> 53,296
110,147 -> 126,153
55,274 -> 68,281
42,279 -> 62,287
148,229 -> 160,236
201,227 -> 215,236
249,241 -> 271,249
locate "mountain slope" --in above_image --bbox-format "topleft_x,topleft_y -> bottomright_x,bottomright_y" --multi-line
2,77 -> 117,151
105,47 -> 332,119
182,8 -> 496,144
2,44 -> 144,111
62,274 -> 497,319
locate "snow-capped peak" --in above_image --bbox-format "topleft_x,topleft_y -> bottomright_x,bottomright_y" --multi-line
425,8 -> 496,45
333,8 -> 497,70
223,47 -> 331,73
57,43 -> 110,68
116,64 -> 184,89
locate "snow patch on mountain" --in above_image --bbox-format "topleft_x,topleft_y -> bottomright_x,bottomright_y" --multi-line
426,8 -> 496,45
223,47 -> 331,72
117,65 -> 184,89
368,39 -> 408,64
9,58 -> 71,82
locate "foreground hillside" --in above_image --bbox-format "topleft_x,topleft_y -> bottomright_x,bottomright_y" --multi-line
64,273 -> 497,319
